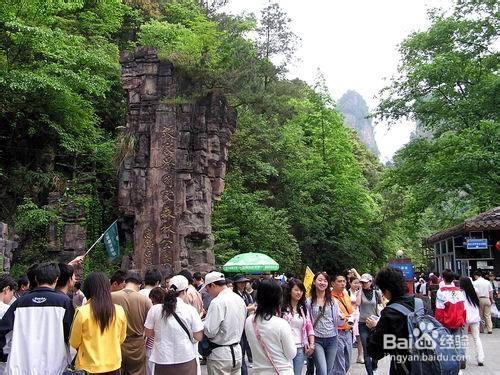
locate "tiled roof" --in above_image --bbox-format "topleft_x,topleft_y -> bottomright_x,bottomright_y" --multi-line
426,207 -> 500,245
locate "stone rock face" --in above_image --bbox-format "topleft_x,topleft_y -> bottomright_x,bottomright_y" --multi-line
46,190 -> 88,264
119,47 -> 236,275
337,90 -> 380,156
0,223 -> 18,272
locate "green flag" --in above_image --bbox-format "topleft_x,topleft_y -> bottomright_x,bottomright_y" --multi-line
101,221 -> 120,260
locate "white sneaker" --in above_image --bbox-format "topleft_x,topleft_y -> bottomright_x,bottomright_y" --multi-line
372,370 -> 379,375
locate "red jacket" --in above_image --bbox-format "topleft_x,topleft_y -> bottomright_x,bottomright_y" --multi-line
435,285 -> 466,329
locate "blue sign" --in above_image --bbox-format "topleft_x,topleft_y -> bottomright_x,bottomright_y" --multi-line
466,239 -> 488,250
389,262 -> 414,281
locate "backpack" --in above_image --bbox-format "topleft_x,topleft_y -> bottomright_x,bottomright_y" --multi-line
389,298 -> 460,375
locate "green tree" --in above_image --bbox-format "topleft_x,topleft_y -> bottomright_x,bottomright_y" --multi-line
0,0 -> 126,218
256,2 -> 299,88
377,0 -> 499,224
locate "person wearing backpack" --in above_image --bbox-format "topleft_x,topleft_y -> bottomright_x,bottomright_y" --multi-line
365,267 -> 415,374
367,268 -> 461,375
435,269 -> 466,368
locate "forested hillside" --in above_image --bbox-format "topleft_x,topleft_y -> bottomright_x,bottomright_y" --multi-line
0,0 -> 497,276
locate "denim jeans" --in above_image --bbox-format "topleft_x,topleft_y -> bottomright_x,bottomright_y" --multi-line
313,336 -> 338,375
359,322 -> 378,375
332,329 -> 352,375
293,347 -> 305,375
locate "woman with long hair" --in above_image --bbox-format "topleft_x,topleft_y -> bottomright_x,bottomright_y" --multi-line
282,278 -> 315,375
348,276 -> 364,364
307,272 -> 342,375
245,279 -> 297,374
355,273 -> 380,375
69,272 -> 127,374
144,275 -> 204,375
459,276 -> 485,366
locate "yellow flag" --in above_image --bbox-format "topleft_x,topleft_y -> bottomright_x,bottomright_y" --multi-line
304,266 -> 315,297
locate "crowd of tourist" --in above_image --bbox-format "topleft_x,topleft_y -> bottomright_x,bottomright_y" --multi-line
0,258 -> 497,375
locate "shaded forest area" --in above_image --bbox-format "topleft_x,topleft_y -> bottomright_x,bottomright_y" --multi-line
0,0 -> 498,276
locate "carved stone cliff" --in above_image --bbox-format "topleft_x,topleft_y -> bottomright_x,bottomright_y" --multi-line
118,47 -> 236,275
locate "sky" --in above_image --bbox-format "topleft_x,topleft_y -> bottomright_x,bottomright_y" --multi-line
224,0 -> 451,162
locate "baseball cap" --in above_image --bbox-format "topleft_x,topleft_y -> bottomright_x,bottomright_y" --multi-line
169,275 -> 189,292
360,273 -> 373,283
200,271 -> 225,290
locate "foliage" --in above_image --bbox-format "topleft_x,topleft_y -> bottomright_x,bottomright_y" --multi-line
376,0 -> 499,268
1,0 -> 413,277
213,83 -> 386,274
0,0 -> 125,219
10,199 -> 55,278
212,174 -> 301,274
256,2 -> 299,86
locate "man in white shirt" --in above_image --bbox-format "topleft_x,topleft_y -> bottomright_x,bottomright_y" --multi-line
139,269 -> 162,298
473,269 -> 493,334
202,272 -> 246,375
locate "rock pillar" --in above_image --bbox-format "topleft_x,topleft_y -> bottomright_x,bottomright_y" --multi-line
119,47 -> 235,275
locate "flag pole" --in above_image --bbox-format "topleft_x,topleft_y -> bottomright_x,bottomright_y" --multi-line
84,233 -> 104,257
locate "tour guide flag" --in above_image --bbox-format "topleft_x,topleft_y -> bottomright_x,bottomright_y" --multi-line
304,266 -> 314,297
85,220 -> 120,260
102,221 -> 120,260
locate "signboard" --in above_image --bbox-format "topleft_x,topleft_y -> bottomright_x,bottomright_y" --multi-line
389,261 -> 414,281
466,239 -> 488,250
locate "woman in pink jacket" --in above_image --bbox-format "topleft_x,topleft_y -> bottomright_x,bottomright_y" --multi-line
282,278 -> 315,375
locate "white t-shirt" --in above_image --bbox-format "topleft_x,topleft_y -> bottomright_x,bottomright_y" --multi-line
463,297 -> 480,324
473,277 -> 493,298
139,288 -> 153,297
245,315 -> 296,375
290,313 -> 303,346
144,298 -> 203,365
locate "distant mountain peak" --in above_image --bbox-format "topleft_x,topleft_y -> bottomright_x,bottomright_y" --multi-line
337,90 -> 380,156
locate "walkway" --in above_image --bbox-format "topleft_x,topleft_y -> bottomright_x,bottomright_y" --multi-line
200,329 -> 500,374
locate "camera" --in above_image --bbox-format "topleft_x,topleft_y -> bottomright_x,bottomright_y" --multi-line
347,315 -> 355,326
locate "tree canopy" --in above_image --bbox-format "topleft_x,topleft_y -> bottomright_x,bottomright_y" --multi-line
2,0 -> 494,276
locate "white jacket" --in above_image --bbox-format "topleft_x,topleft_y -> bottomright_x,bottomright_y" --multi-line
464,297 -> 480,324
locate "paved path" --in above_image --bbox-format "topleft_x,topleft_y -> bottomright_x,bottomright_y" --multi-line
201,329 -> 500,374
347,329 -> 500,375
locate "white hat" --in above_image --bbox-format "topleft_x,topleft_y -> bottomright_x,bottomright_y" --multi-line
169,275 -> 189,292
200,271 -> 225,290
360,273 -> 373,283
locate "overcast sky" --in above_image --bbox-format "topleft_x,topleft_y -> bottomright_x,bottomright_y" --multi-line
224,0 -> 451,162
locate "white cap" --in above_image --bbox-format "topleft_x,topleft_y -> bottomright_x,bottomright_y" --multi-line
360,273 -> 373,283
169,275 -> 189,292
201,271 -> 225,290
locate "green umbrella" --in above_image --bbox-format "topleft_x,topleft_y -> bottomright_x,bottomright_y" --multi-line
222,252 -> 279,273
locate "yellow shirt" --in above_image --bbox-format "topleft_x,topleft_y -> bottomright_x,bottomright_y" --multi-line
70,302 -> 127,373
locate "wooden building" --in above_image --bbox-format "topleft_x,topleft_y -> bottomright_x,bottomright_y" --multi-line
426,207 -> 500,277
